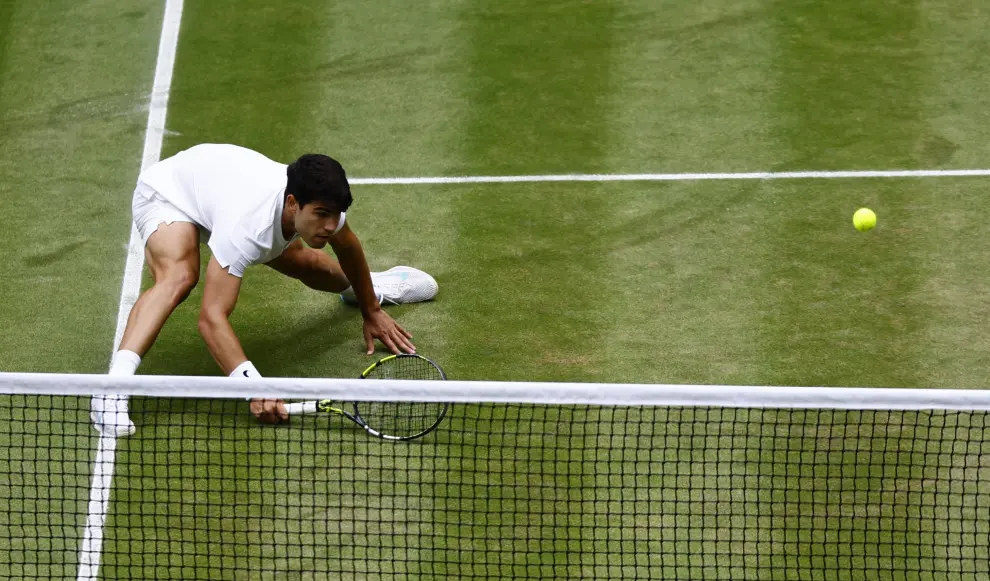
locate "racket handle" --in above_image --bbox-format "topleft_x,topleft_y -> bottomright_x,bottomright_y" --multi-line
284,401 -> 319,415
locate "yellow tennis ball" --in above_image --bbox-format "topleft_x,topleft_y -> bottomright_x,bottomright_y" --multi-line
853,208 -> 876,232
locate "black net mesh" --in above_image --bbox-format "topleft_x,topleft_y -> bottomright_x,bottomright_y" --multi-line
1,394 -> 989,580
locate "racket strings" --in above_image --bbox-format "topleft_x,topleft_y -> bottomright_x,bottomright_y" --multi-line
359,355 -> 447,438
359,401 -> 447,437
376,355 -> 445,381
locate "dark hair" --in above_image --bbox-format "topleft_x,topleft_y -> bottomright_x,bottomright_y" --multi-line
285,154 -> 353,211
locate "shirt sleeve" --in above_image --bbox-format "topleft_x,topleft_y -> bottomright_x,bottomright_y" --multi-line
208,225 -> 262,278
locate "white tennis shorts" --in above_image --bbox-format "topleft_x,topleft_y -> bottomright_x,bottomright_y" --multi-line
131,181 -> 205,245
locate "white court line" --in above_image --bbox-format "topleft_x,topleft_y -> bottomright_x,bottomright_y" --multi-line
76,1 -> 184,579
350,168 -> 990,185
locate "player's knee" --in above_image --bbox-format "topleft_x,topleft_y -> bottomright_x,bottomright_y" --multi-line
163,267 -> 199,304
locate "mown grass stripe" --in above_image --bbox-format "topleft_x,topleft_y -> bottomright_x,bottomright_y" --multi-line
443,1 -> 618,573
760,1 -> 932,576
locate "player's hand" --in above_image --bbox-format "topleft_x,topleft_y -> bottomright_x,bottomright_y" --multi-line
250,398 -> 288,424
363,309 -> 415,355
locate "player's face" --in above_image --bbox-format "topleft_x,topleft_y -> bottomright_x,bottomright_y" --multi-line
296,202 -> 342,248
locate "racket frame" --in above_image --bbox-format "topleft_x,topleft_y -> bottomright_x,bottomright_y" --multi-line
284,354 -> 449,441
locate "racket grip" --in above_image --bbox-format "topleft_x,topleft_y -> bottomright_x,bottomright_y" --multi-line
284,401 -> 319,415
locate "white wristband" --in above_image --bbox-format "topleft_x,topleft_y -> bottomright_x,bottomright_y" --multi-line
230,360 -> 261,378
232,361 -> 262,401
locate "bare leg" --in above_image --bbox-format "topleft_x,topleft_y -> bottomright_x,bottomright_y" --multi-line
118,222 -> 201,356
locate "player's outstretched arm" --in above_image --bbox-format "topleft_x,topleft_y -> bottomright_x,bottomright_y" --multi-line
329,224 -> 415,355
198,256 -> 249,373
199,257 -> 287,423
328,223 -> 378,316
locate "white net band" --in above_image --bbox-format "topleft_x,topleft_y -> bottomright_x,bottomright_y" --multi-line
1,371 -> 989,409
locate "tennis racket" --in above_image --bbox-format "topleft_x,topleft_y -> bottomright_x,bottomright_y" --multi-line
283,354 -> 449,441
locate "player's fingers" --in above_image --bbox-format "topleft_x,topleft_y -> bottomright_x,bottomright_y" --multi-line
364,329 -> 375,355
269,403 -> 283,424
380,333 -> 401,355
384,320 -> 412,347
258,407 -> 273,423
394,331 -> 416,354
277,401 -> 289,422
259,400 -> 275,424
394,321 -> 412,339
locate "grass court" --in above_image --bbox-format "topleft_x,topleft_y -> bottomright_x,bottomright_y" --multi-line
2,0 -> 990,578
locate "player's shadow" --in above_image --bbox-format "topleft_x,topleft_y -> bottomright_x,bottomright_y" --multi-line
240,311 -> 360,373
128,309 -> 359,428
140,300 -> 435,378
127,302 -> 436,429
137,307 -> 358,377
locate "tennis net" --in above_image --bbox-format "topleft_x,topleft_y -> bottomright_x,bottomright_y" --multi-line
1,373 -> 989,580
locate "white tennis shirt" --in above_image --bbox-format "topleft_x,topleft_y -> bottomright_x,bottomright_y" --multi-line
137,144 -> 345,277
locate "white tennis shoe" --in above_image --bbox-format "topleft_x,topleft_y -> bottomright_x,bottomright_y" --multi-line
90,395 -> 136,437
340,266 -> 438,306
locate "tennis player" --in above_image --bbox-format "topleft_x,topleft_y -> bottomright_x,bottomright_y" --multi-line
92,144 -> 438,436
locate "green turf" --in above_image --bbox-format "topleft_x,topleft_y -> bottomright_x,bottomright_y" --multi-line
606,0 -> 779,172
771,0 -> 929,170
443,0 -> 616,380
0,2 -> 161,579
3,0 -> 990,578
0,0 -> 161,374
